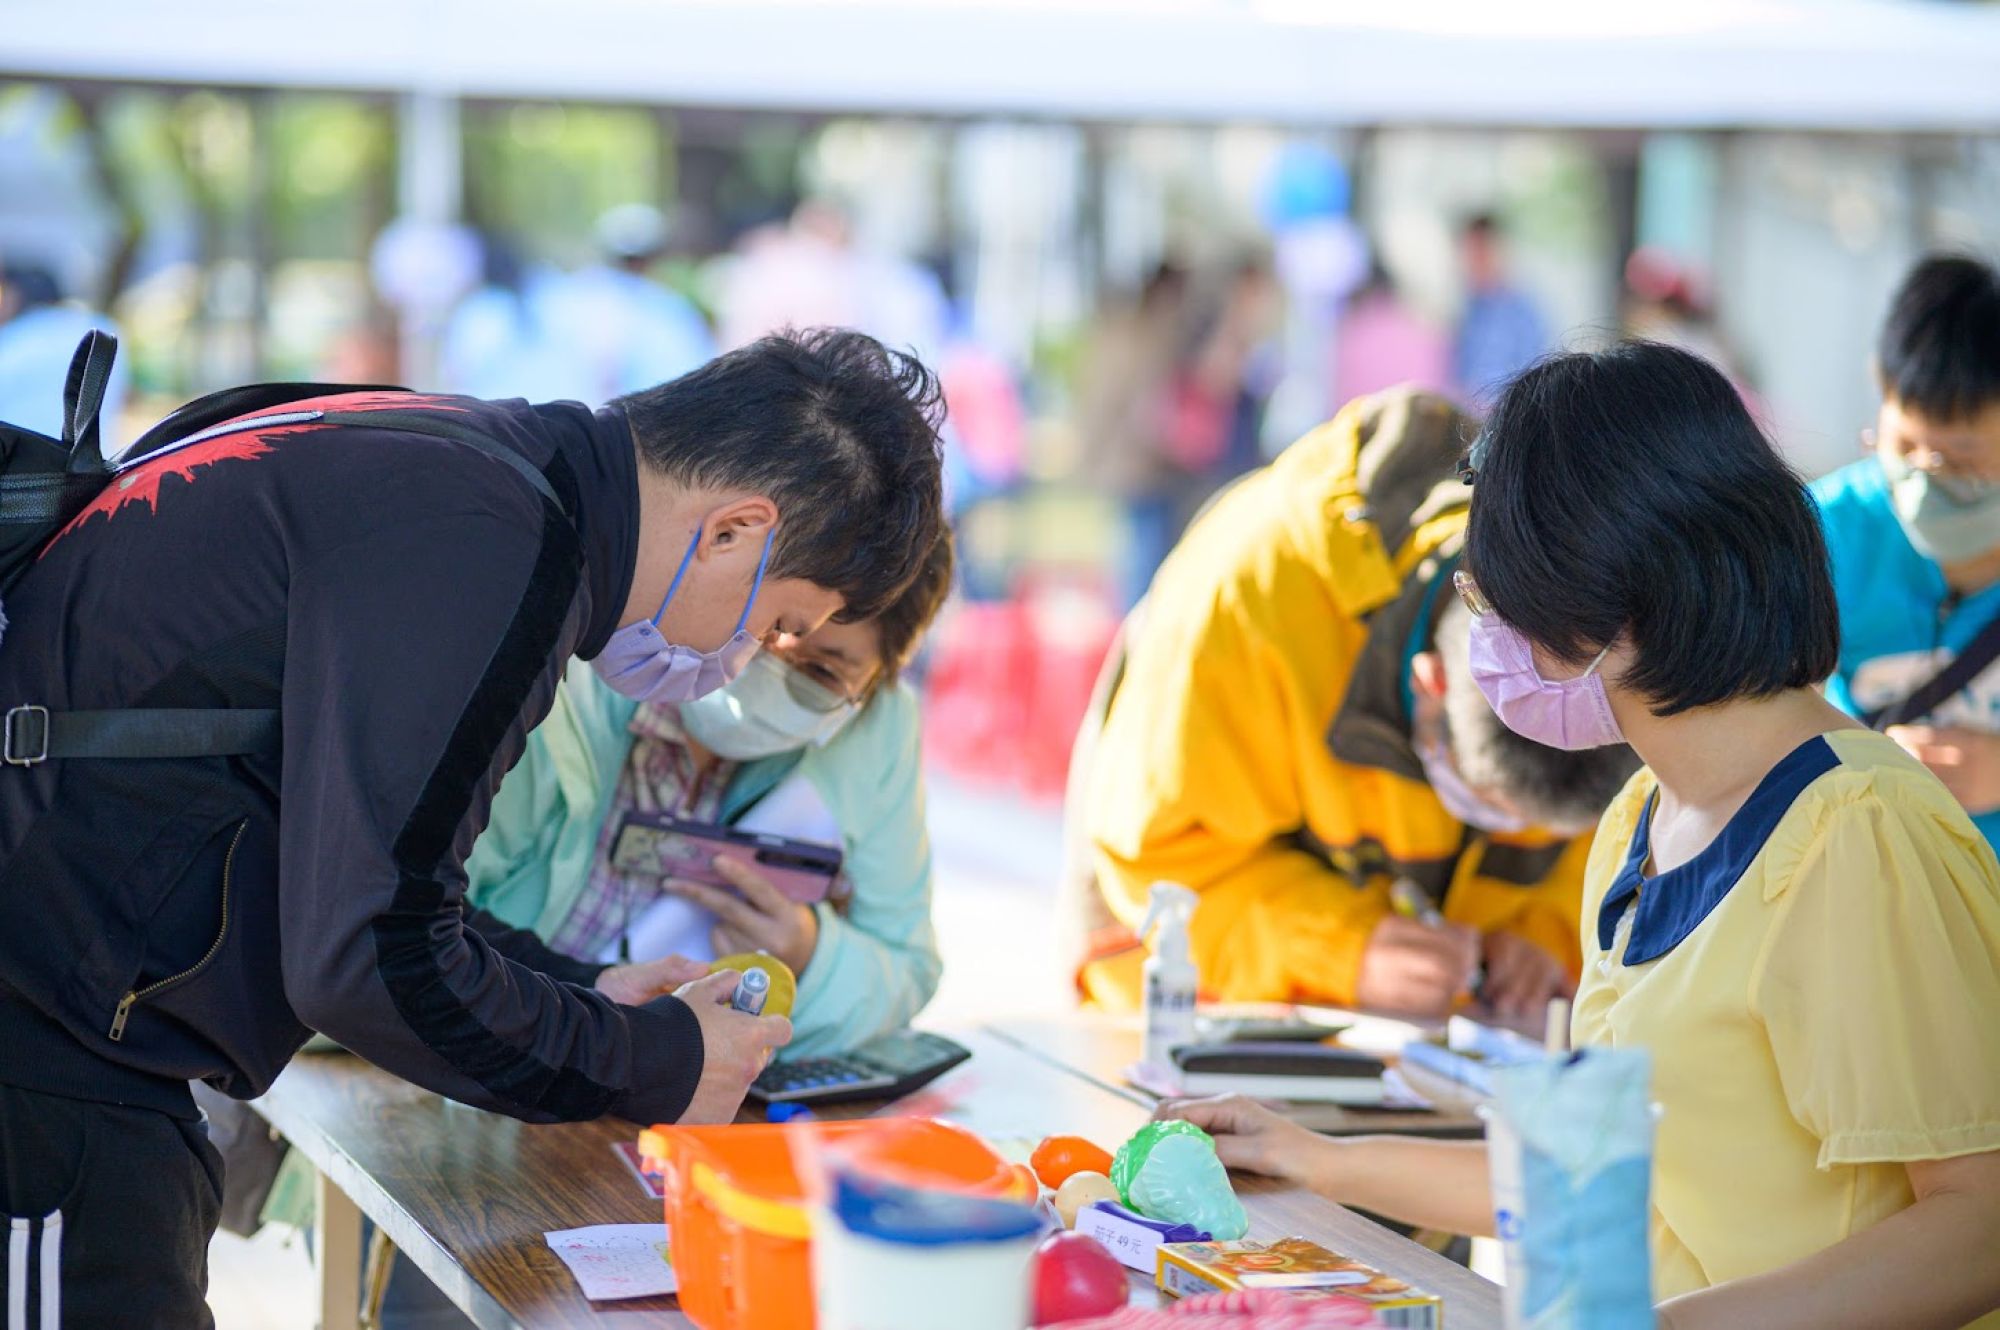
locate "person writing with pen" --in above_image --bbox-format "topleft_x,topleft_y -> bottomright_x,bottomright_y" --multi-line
1163,343 -> 2000,1330
1069,386 -> 1637,1020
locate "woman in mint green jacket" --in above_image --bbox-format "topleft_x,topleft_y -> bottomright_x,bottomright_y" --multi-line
463,535 -> 952,1061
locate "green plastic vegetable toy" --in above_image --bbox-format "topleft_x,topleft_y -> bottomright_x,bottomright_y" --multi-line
1110,1119 -> 1249,1240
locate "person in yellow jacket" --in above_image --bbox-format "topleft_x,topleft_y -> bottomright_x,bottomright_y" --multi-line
1073,387 -> 1637,1015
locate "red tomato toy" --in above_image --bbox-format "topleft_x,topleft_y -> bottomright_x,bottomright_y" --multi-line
1030,1135 -> 1116,1190
1032,1231 -> 1128,1326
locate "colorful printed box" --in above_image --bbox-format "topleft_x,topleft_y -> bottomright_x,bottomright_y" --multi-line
1156,1237 -> 1443,1329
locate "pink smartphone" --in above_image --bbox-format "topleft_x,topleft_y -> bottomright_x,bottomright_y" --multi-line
608,812 -> 841,904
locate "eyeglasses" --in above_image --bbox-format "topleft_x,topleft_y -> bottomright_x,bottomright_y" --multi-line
1452,569 -> 1492,618
776,655 -> 862,714
1865,428 -> 2000,501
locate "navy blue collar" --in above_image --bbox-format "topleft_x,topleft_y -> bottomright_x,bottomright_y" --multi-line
1598,736 -> 1840,965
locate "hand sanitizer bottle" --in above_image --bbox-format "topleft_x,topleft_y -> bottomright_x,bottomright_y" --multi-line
1139,882 -> 1199,1070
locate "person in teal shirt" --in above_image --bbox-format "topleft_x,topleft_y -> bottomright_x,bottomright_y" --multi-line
465,534 -> 955,1061
1813,255 -> 2000,848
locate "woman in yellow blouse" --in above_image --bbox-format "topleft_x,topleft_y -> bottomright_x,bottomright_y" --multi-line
1165,342 -> 2000,1329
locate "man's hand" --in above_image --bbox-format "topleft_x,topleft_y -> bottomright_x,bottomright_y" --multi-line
664,855 -> 820,975
1354,914 -> 1480,1015
1887,724 -> 2000,816
1480,930 -> 1574,1020
595,955 -> 711,1007
674,969 -> 792,1125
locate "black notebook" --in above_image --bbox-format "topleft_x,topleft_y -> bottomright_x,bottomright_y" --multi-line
1171,1041 -> 1388,1105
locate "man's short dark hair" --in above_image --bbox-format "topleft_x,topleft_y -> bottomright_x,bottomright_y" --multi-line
870,529 -> 955,697
616,328 -> 945,622
1464,341 -> 1839,717
1434,597 -> 1637,828
1877,254 -> 2000,423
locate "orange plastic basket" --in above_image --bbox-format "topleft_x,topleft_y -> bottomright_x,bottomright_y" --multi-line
638,1117 -> 1033,1330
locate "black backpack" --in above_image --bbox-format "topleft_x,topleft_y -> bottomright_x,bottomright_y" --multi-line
0,333 -> 563,767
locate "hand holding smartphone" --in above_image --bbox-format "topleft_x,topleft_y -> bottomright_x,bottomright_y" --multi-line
609,811 -> 842,904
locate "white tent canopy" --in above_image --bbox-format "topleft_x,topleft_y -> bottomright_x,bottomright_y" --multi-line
5,0 -> 2000,130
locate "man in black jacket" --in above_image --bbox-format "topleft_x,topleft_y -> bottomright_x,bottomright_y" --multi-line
0,328 -> 945,1325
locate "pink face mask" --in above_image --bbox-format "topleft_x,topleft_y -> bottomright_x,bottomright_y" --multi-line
1466,611 -> 1626,752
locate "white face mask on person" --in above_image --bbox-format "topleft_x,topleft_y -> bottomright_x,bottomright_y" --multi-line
1882,450 -> 2000,566
678,649 -> 859,760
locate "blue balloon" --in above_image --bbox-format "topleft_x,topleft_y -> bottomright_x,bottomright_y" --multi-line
1262,143 -> 1351,229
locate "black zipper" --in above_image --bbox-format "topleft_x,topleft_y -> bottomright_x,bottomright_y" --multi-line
110,819 -> 247,1042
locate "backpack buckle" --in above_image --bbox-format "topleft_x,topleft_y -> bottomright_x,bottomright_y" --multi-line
4,706 -> 49,766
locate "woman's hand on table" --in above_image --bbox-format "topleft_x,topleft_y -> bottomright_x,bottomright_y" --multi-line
664,855 -> 820,975
595,954 -> 711,1006
1155,1094 -> 1333,1191
1167,1097 -> 1497,1236
674,969 -> 793,1124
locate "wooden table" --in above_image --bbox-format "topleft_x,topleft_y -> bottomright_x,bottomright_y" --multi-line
987,1013 -> 1489,1138
254,1027 -> 1501,1330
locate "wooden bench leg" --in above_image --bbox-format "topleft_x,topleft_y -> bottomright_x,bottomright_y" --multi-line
313,1169 -> 363,1330
359,1227 -> 397,1330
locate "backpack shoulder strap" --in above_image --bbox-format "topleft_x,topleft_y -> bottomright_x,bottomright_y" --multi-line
3,706 -> 278,766
1863,606 -> 2000,730
318,408 -> 566,514
120,380 -> 405,465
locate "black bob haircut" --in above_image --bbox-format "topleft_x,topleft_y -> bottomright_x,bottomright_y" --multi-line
616,328 -> 946,624
1463,341 -> 1839,717
1877,254 -> 2000,423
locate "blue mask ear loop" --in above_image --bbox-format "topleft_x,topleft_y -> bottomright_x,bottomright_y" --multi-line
731,529 -> 777,636
650,529 -> 705,628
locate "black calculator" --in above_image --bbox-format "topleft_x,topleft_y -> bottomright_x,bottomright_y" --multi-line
749,1030 -> 973,1107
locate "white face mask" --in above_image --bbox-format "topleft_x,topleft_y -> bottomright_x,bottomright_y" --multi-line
1882,450 -> 2000,566
677,649 -> 859,760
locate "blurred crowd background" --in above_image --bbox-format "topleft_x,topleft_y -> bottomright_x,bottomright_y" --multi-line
6,0 -> 2000,805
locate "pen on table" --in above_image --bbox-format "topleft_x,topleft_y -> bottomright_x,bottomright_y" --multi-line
1389,878 -> 1487,1002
